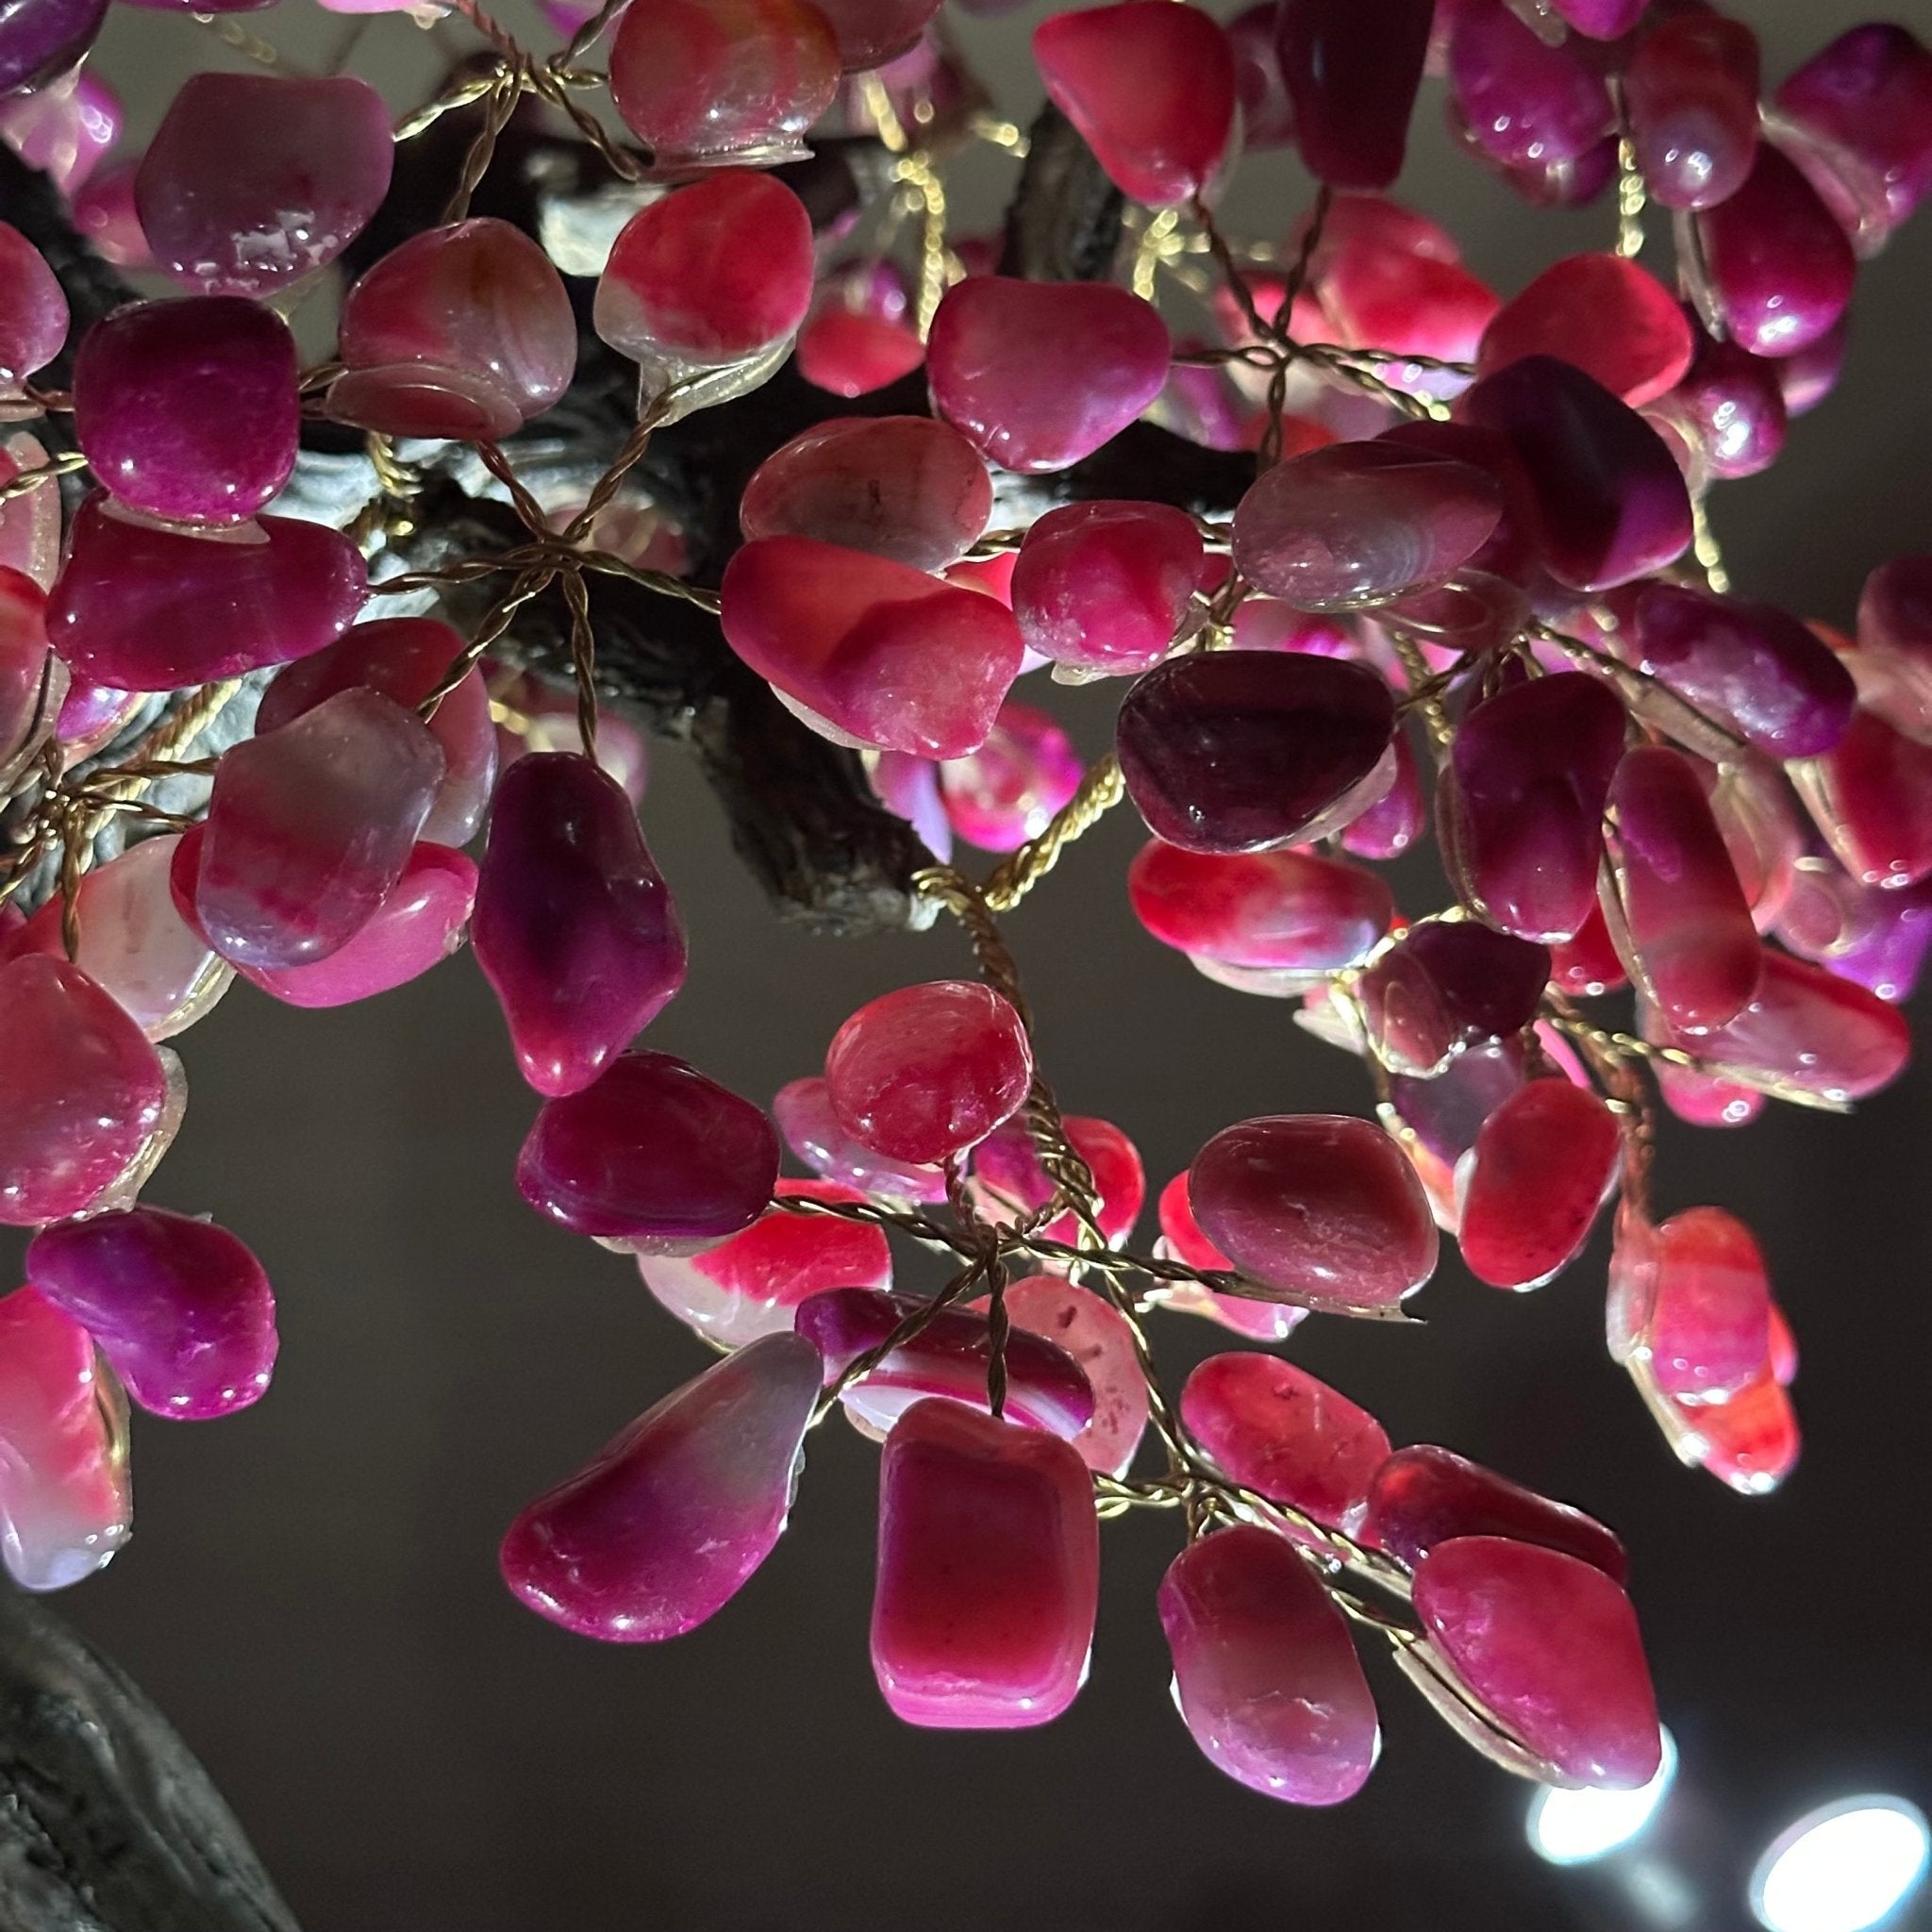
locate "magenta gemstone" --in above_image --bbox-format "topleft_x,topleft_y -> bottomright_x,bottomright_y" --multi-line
926,277 -> 1171,474
939,702 -> 1083,854
1448,0 -> 1614,171
1159,1524 -> 1377,1804
501,1331 -> 822,1641
1274,0 -> 1431,189
0,431 -> 62,589
994,1275 -> 1147,1478
1636,1206 -> 1773,1404
47,494 -> 367,691
796,304 -> 925,397
1414,1535 -> 1660,1789
1116,651 -> 1396,855
72,164 -> 153,271
136,74 -> 392,296
1155,1171 -> 1305,1341
74,297 -> 299,525
1226,2 -> 1295,148
1190,1114 -> 1438,1309
968,1111 -> 1144,1248
1659,328 -> 1788,480
773,1074 -> 947,1205
1548,0 -> 1642,38
1478,255 -> 1693,408
1315,200 -> 1502,371
1011,499 -> 1205,675
1624,12 -> 1760,211
1674,1372 -> 1800,1494
0,0 -> 108,97
1791,707 -> 1932,893
473,752 -> 687,1097
1458,1078 -> 1620,1291
0,222 -> 68,388
872,1396 -> 1099,1728
0,70 -> 120,198
810,0 -> 940,71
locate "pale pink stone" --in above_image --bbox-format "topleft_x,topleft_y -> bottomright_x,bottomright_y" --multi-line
0,433 -> 62,589
774,1074 -> 947,1205
0,220 -> 68,387
991,1275 -> 1147,1477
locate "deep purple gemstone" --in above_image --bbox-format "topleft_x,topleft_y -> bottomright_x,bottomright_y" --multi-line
0,0 -> 108,95
1274,0 -> 1431,190
1448,0 -> 1615,172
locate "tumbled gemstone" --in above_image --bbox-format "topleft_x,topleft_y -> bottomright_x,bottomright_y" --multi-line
335,220 -> 575,439
1460,357 -> 1693,591
1777,315 -> 1850,416
1657,327 -> 1788,480
0,1287 -> 129,1591
1190,1114 -> 1438,1309
0,66 -> 119,196
136,74 -> 392,296
1225,1 -> 1295,147
1011,500 -> 1204,675
1154,1171 -> 1304,1341
1790,707 -> 1932,892
0,432 -> 62,588
1117,651 -> 1396,856
47,494 -> 367,691
1457,1078 -> 1619,1290
256,616 -> 496,848
1274,0 -> 1431,189
991,1275 -> 1146,1478
873,749 -> 952,859
824,979 -> 1032,1165
1448,0 -> 1614,171
809,0 -> 940,70
0,222 -> 68,388
1159,1524 -> 1378,1805
25,1208 -> 275,1420
1413,1536 -> 1660,1789
872,1396 -> 1099,1727
640,1178 -> 891,1348
473,753 -> 686,1097
1859,555 -> 1932,659
938,702 -> 1082,853
1634,1206 -> 1773,1404
1033,1 -> 1236,206
1549,900 -> 1628,997
1364,1445 -> 1625,1581
721,537 -> 1023,758
796,303 -> 924,397
196,689 -> 443,970
1606,744 -> 1760,1033
608,0 -> 839,169
774,1074 -> 947,1204
501,1331 -> 821,1641
0,956 -> 170,1225
1691,144 -> 1856,359
0,0 -> 108,98
1673,1372 -> 1799,1494
968,1112 -> 1144,1248
1313,200 -> 1501,374
517,1050 -> 779,1247
53,676 -> 140,761
926,278 -> 1171,474
1624,12 -> 1760,211
1391,920 -> 1551,1045
1182,1351 -> 1390,1534
1478,256 -> 1692,408
1439,672 -> 1626,943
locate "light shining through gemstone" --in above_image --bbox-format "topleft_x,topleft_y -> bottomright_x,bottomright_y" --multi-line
1525,1727 -> 1677,1864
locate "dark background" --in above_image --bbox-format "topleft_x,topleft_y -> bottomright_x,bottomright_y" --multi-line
8,3 -> 1932,1927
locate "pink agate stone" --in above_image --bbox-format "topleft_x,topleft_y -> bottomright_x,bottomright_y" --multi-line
968,1112 -> 1144,1248
1624,12 -> 1760,211
1673,1371 -> 1799,1494
0,564 -> 53,775
517,1050 -> 779,1246
1790,707 -> 1932,892
938,703 -> 1082,853
872,749 -> 951,859
502,1331 -> 822,1641
774,1075 -> 947,1204
720,537 -> 1023,758
1182,1351 -> 1389,1535
1274,0 -> 1431,189
1314,205 -> 1500,375
1159,1524 -> 1378,1805
1413,1536 -> 1661,1790
740,417 -> 992,572
47,496 -> 367,691
256,616 -> 496,848
1478,256 -> 1693,409
1010,500 -> 1204,675
991,1275 -> 1146,1478
0,1287 -> 130,1591
26,1208 -> 275,1420
639,1178 -> 891,1348
1155,1171 -> 1304,1342
472,752 -> 686,1095
796,304 -> 925,397
596,173 -> 815,394
1629,1206 -> 1773,1405
1190,1114 -> 1438,1310
1364,1446 -> 1626,1582
334,220 -> 576,441
1448,0 -> 1614,172
0,221 -> 68,388
0,433 -> 62,589
871,1397 -> 1099,1728
196,688 -> 443,970
136,75 -> 392,296
926,277 -> 1171,474
824,978 -> 1031,1165
1032,2 -> 1237,207
795,1287 -> 1094,1441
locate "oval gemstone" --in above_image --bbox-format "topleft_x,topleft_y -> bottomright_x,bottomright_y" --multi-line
1448,0 -> 1614,172
1011,499 -> 1205,675
773,1074 -> 948,1205
0,222 -> 69,387
939,702 -> 1083,853
1274,0 -> 1431,189
1624,12 -> 1760,211
1477,255 -> 1693,408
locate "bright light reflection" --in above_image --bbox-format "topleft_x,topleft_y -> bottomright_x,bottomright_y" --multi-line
1526,1729 -> 1678,1865
1751,1796 -> 1931,1932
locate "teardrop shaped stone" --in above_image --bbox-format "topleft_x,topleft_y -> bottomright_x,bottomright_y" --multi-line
1274,0 -> 1431,189
1478,255 -> 1693,408
0,221 -> 69,387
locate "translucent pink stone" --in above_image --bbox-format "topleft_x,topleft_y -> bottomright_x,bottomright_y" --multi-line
0,1287 -> 129,1591
1314,202 -> 1500,372
72,164 -> 152,270
1860,555 -> 1932,659
809,0 -> 939,71
256,616 -> 496,848
796,304 -> 924,397
1548,0 -> 1641,39
1448,0 -> 1614,171
720,537 -> 1023,758
1624,12 -> 1759,212
774,1074 -> 947,1204
991,1275 -> 1145,1477
1117,651 -> 1396,856
197,688 -> 443,970
926,278 -> 1171,474
1414,1536 -> 1660,1788
968,1112 -> 1143,1248
1364,1446 -> 1626,1581
47,495 -> 367,692
1274,0 -> 1431,189
640,1178 -> 891,1347
1439,672 -> 1626,943
472,752 -> 685,1095
740,417 -> 991,572
0,433 -> 61,589
54,677 -> 140,761
1457,1078 -> 1619,1290
1673,1372 -> 1799,1494
1691,144 -> 1856,359
1478,256 -> 1693,408
0,67 -> 119,196
937,702 -> 1081,853
1629,1205 -> 1773,1404
872,1396 -> 1099,1728
824,978 -> 1031,1165
608,0 -> 839,169
136,74 -> 392,296
1011,500 -> 1204,675
1154,1171 -> 1304,1341
1182,1351 -> 1389,1534
0,563 -> 54,777
1032,2 -> 1236,207
1659,327 -> 1788,480
501,1331 -> 821,1641
1777,316 -> 1850,416
334,220 -> 575,440
1790,707 -> 1932,893
0,221 -> 68,387
0,956 -> 169,1225
1190,1114 -> 1438,1309
0,0 -> 107,103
